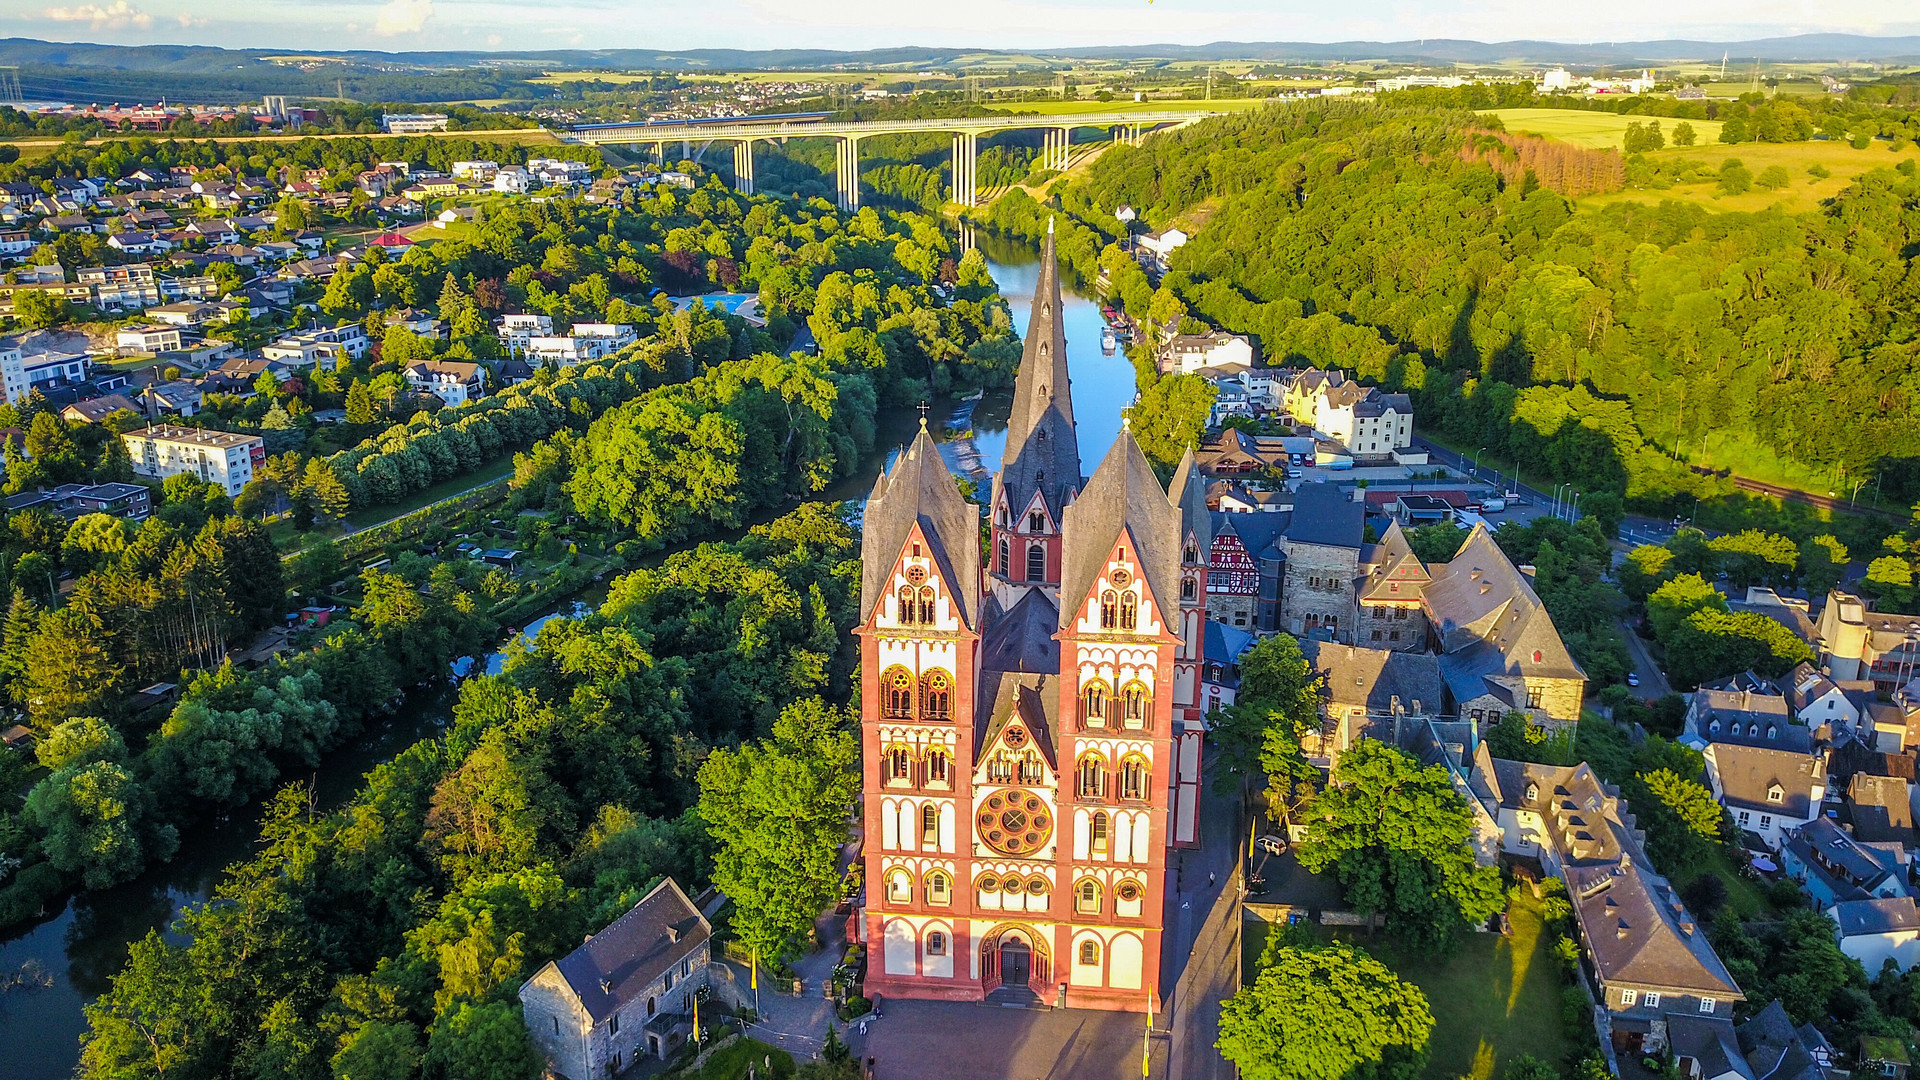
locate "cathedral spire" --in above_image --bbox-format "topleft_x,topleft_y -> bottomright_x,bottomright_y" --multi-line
996,222 -> 1079,508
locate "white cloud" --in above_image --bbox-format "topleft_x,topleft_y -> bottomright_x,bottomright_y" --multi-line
485,32 -> 502,45
372,0 -> 432,35
176,11 -> 206,27
42,0 -> 153,29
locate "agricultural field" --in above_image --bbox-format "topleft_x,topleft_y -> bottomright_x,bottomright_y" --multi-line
1584,137 -> 1920,215
1491,107 -> 1724,148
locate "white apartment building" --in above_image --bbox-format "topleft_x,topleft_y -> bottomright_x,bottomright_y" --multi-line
122,425 -> 264,496
1313,382 -> 1414,458
497,313 -> 555,351
525,323 -> 636,364
492,168 -> 534,194
405,360 -> 485,406
1158,330 -> 1254,375
0,345 -> 26,405
382,114 -> 449,134
450,160 -> 500,180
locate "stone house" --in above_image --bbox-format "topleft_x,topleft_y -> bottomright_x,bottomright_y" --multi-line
1355,521 -> 1430,653
519,878 -> 716,1078
1297,640 -> 1444,771
1278,483 -> 1365,641
1423,524 -> 1585,730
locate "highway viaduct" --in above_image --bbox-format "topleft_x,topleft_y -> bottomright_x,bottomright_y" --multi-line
563,110 -> 1223,210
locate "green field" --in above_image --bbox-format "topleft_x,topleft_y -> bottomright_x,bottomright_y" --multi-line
1243,890 -> 1573,1080
1491,108 -> 1725,149
1583,137 -> 1920,215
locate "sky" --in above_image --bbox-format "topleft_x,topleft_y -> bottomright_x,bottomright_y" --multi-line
3,0 -> 1920,54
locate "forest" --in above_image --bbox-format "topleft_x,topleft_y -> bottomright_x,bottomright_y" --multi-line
976,100 -> 1920,537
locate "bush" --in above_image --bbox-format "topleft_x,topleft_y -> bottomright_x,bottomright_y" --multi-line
1755,165 -> 1792,191
1681,871 -> 1729,918
837,995 -> 872,1021
1561,984 -> 1591,1029
1766,878 -> 1806,910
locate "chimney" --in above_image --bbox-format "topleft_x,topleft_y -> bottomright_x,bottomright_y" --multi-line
665,925 -> 680,943
599,979 -> 613,995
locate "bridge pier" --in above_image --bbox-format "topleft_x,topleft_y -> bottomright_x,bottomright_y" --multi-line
836,136 -> 862,212
732,140 -> 754,196
950,131 -> 977,207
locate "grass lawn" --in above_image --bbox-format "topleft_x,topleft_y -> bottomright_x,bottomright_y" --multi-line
1580,138 -> 1920,216
1663,847 -> 1770,920
342,455 -> 515,530
1244,890 -> 1573,1080
1490,108 -> 1726,150
676,1037 -> 796,1080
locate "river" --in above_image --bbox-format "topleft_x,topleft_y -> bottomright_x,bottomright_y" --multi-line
0,238 -> 1128,1079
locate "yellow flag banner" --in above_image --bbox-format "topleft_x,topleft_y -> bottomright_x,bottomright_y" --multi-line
692,994 -> 701,1043
1143,994 -> 1153,1077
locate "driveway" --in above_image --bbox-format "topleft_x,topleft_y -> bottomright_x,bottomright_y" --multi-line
1619,620 -> 1673,699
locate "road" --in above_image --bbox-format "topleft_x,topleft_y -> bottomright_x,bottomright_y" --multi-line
1161,764 -> 1244,1080
1618,620 -> 1673,699
1414,434 -> 1676,540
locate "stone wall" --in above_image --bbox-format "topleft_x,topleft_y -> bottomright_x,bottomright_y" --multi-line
1356,604 -> 1426,652
1279,541 -> 1358,641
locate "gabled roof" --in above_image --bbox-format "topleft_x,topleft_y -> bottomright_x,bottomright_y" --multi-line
1210,508 -> 1290,561
1283,483 -> 1364,550
1058,429 -> 1181,631
974,671 -> 1060,774
1709,742 -> 1822,818
1847,772 -> 1916,846
1357,520 -> 1430,603
994,221 -> 1080,525
1737,1000 -> 1826,1080
1425,524 -> 1583,686
860,423 -> 982,631
1833,896 -> 1920,938
1300,639 -> 1444,718
544,877 -> 709,1024
1567,857 -> 1742,1000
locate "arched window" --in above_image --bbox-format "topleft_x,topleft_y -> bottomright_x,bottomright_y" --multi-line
920,669 -> 952,721
998,536 -> 1010,575
884,745 -> 913,786
1120,755 -> 1149,800
925,748 -> 952,788
917,586 -> 936,625
1119,592 -> 1138,630
1077,753 -> 1107,799
1181,576 -> 1196,601
927,870 -> 952,905
921,803 -> 939,847
1100,590 -> 1118,629
1026,875 -> 1049,899
1026,543 -> 1046,582
1121,681 -> 1150,729
883,667 -> 915,718
1091,811 -> 1110,856
1082,679 -> 1109,727
1079,939 -> 1101,965
1075,879 -> 1102,915
1184,540 -> 1199,564
927,931 -> 948,955
1028,510 -> 1046,533
897,584 -> 919,626
886,870 -> 912,904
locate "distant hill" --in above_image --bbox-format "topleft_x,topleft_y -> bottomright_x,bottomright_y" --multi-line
1,33 -> 1916,106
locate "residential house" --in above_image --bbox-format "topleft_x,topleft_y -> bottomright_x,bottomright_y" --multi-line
1424,524 -> 1587,729
0,230 -> 38,260
107,231 -> 170,255
1279,483 -> 1366,641
80,263 -> 160,310
1780,816 -> 1909,910
1702,740 -> 1825,851
1297,640 -> 1445,769
1314,382 -> 1414,459
1681,684 -> 1797,752
1779,661 -> 1867,740
383,308 -> 446,337
1490,757 -> 1745,1056
262,325 -> 368,369
1830,897 -> 1920,974
115,324 -> 186,355
1137,227 -> 1187,270
1158,331 -> 1254,376
138,381 -> 205,418
1849,773 -> 1918,847
493,167 -> 534,194
525,323 -> 636,364
1192,427 -> 1303,476
7,481 -> 152,521
7,332 -> 91,391
122,425 -> 262,496
1215,485 -> 1289,514
161,275 -> 224,301
405,359 -> 484,406
449,160 -> 499,180
145,302 -> 221,327
1735,1000 -> 1834,1080
41,214 -> 93,234
518,878 -> 716,1079
61,394 -> 141,425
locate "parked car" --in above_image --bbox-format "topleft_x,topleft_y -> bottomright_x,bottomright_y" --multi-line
1626,672 -> 1641,687
1481,497 -> 1507,513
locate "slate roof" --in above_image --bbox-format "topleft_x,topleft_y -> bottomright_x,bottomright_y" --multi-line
547,877 -> 709,1023
1424,524 -> 1584,702
1210,509 -> 1289,561
1831,896 -> 1920,938
1566,857 -> 1742,1000
1736,1000 -> 1827,1080
1669,1014 -> 1755,1080
1689,690 -> 1807,752
974,671 -> 1061,773
993,221 -> 1080,525
1283,483 -> 1364,550
1166,446 -> 1212,557
1785,817 -> 1904,898
1300,639 -> 1444,718
860,423 -> 982,630
1709,742 -> 1822,818
1058,429 -> 1181,632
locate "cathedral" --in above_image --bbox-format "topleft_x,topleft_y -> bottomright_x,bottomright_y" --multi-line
855,227 -> 1211,1012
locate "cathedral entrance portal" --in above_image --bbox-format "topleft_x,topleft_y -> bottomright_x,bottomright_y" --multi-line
999,938 -> 1031,987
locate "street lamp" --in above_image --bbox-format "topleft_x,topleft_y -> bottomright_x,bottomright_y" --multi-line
1471,446 -> 1486,481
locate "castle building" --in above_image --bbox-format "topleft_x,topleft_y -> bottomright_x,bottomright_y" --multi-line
856,228 -> 1205,1012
